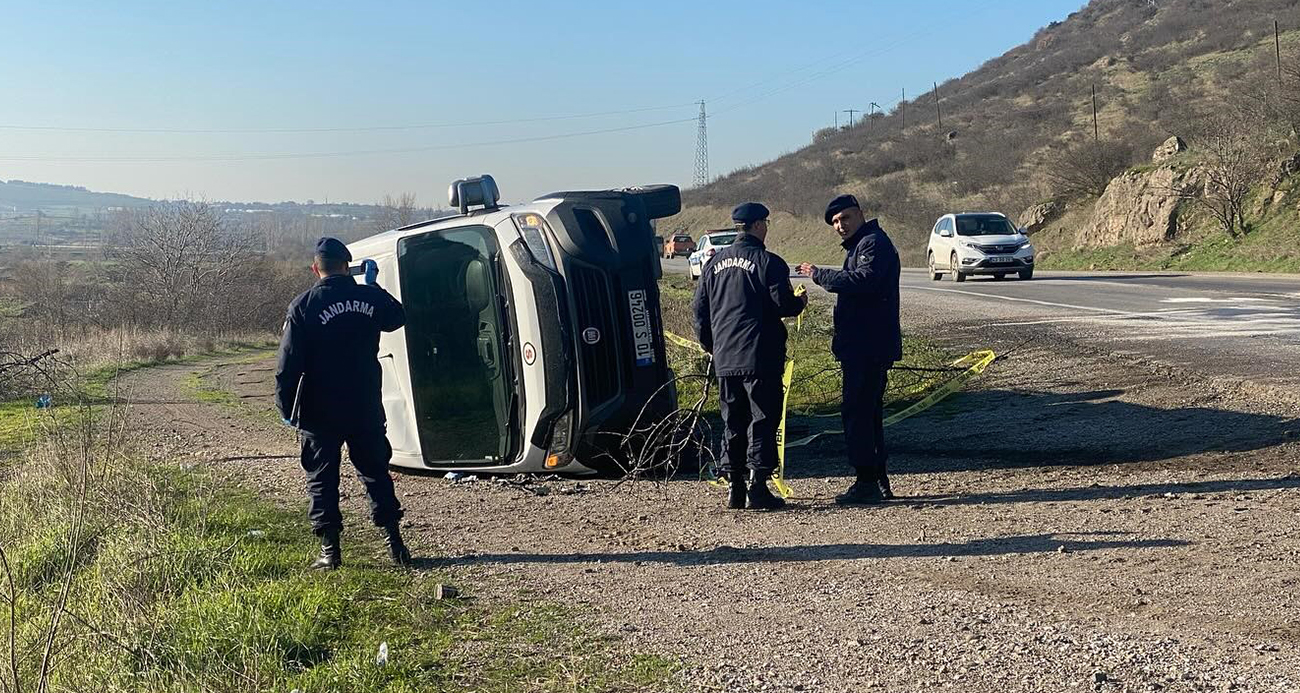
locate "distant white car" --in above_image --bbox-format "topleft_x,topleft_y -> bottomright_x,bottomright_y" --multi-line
687,230 -> 739,280
926,212 -> 1035,282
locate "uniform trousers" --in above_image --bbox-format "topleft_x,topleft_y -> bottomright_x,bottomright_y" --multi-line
300,425 -> 404,535
717,374 -> 784,479
841,359 -> 891,482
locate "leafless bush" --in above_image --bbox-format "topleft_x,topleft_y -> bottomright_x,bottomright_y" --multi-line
105,201 -> 262,331
1045,140 -> 1135,199
1182,115 -> 1273,238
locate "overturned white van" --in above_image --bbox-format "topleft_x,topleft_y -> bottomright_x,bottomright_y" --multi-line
346,176 -> 681,475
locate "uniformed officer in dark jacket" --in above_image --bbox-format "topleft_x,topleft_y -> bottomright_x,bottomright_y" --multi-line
693,203 -> 807,510
276,237 -> 412,569
797,194 -> 902,505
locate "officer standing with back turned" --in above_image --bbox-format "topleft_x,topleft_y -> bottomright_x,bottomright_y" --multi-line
797,194 -> 902,505
693,203 -> 807,510
276,237 -> 412,569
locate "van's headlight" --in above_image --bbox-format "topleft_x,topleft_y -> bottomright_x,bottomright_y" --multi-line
545,411 -> 574,469
513,213 -> 557,271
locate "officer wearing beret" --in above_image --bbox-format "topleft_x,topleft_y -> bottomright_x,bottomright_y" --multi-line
276,237 -> 412,568
796,195 -> 902,504
693,203 -> 807,510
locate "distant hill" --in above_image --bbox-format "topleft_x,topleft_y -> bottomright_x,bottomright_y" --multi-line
0,180 -> 154,212
680,0 -> 1300,270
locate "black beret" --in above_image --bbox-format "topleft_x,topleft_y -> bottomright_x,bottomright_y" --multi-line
824,193 -> 861,225
731,202 -> 770,225
315,237 -> 352,262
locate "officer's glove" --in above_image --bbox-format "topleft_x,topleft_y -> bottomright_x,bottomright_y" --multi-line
362,259 -> 379,286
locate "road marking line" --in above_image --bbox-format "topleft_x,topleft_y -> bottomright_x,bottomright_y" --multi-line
1161,297 -> 1274,303
905,285 -> 1150,315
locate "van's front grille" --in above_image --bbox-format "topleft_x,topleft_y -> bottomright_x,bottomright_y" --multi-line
569,265 -> 620,406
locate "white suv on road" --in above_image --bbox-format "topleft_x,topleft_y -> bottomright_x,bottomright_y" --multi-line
927,212 -> 1035,282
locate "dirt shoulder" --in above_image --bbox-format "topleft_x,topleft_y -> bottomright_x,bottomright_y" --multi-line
115,302 -> 1300,692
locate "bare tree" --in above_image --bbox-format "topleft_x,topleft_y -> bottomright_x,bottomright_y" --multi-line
373,193 -> 420,233
1181,117 -> 1271,238
1045,140 -> 1134,199
105,201 -> 259,331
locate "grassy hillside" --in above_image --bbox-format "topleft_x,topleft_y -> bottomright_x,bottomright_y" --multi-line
672,0 -> 1300,269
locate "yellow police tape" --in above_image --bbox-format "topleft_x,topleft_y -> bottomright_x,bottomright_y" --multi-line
783,349 -> 996,449
662,286 -> 993,499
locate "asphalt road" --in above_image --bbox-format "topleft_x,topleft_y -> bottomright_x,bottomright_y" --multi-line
663,257 -> 1300,389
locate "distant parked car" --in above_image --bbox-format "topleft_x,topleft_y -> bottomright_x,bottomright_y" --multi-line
687,230 -> 738,280
663,232 -> 696,259
927,212 -> 1035,282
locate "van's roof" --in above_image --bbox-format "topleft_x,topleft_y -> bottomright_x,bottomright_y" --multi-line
347,199 -> 558,258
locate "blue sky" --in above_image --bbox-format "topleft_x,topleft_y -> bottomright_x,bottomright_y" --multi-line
0,0 -> 1085,205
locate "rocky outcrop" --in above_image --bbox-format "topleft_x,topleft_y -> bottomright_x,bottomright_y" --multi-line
1151,136 -> 1187,164
1019,201 -> 1062,234
1080,164 -> 1200,247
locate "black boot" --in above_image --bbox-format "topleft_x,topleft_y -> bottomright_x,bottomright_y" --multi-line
836,473 -> 883,505
727,472 -> 747,510
746,471 -> 786,511
383,522 -> 412,566
878,475 -> 895,500
310,527 -> 341,570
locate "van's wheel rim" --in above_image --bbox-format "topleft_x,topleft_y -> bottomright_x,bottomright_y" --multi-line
950,254 -> 959,279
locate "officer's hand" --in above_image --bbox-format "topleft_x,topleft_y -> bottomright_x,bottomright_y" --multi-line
796,262 -> 816,277
799,292 -> 809,306
362,259 -> 379,285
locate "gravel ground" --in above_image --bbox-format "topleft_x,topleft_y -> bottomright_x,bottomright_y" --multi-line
115,299 -> 1300,692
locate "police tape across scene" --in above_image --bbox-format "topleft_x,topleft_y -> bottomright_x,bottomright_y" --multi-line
664,327 -> 994,497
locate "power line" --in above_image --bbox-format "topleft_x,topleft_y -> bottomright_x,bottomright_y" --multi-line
0,103 -> 698,135
0,116 -> 698,163
709,4 -> 992,119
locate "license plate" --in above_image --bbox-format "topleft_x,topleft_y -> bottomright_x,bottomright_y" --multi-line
627,289 -> 655,366
990,256 -> 1014,263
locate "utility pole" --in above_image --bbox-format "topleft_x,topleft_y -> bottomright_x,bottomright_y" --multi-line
1277,20 -> 1284,87
843,109 -> 859,127
933,82 -> 943,129
34,210 -> 41,246
693,100 -> 709,188
1091,84 -> 1099,142
901,87 -> 906,132
835,111 -> 839,129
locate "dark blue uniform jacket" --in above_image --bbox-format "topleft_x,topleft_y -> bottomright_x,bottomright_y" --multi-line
811,218 -> 903,364
692,233 -> 805,377
275,274 -> 406,435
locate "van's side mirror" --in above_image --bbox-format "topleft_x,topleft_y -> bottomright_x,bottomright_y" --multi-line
1018,226 -> 1028,234
940,229 -> 953,238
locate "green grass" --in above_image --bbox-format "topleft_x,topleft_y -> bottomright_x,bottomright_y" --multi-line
182,369 -> 239,406
1,463 -> 681,692
1037,181 -> 1300,274
1039,207 -> 1300,274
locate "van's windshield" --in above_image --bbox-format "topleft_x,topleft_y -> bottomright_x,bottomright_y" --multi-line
398,225 -> 514,462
